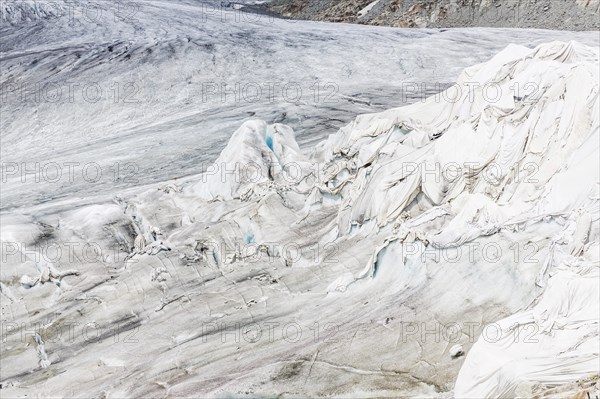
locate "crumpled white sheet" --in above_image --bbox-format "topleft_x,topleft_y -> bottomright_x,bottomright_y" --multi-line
335,41 -> 597,396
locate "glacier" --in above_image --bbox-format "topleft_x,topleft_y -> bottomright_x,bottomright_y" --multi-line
1,1 -> 600,398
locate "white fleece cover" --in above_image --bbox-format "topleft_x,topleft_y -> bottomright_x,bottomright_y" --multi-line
193,40 -> 600,397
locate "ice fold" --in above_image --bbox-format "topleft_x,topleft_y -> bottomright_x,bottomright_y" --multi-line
189,120 -> 313,202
